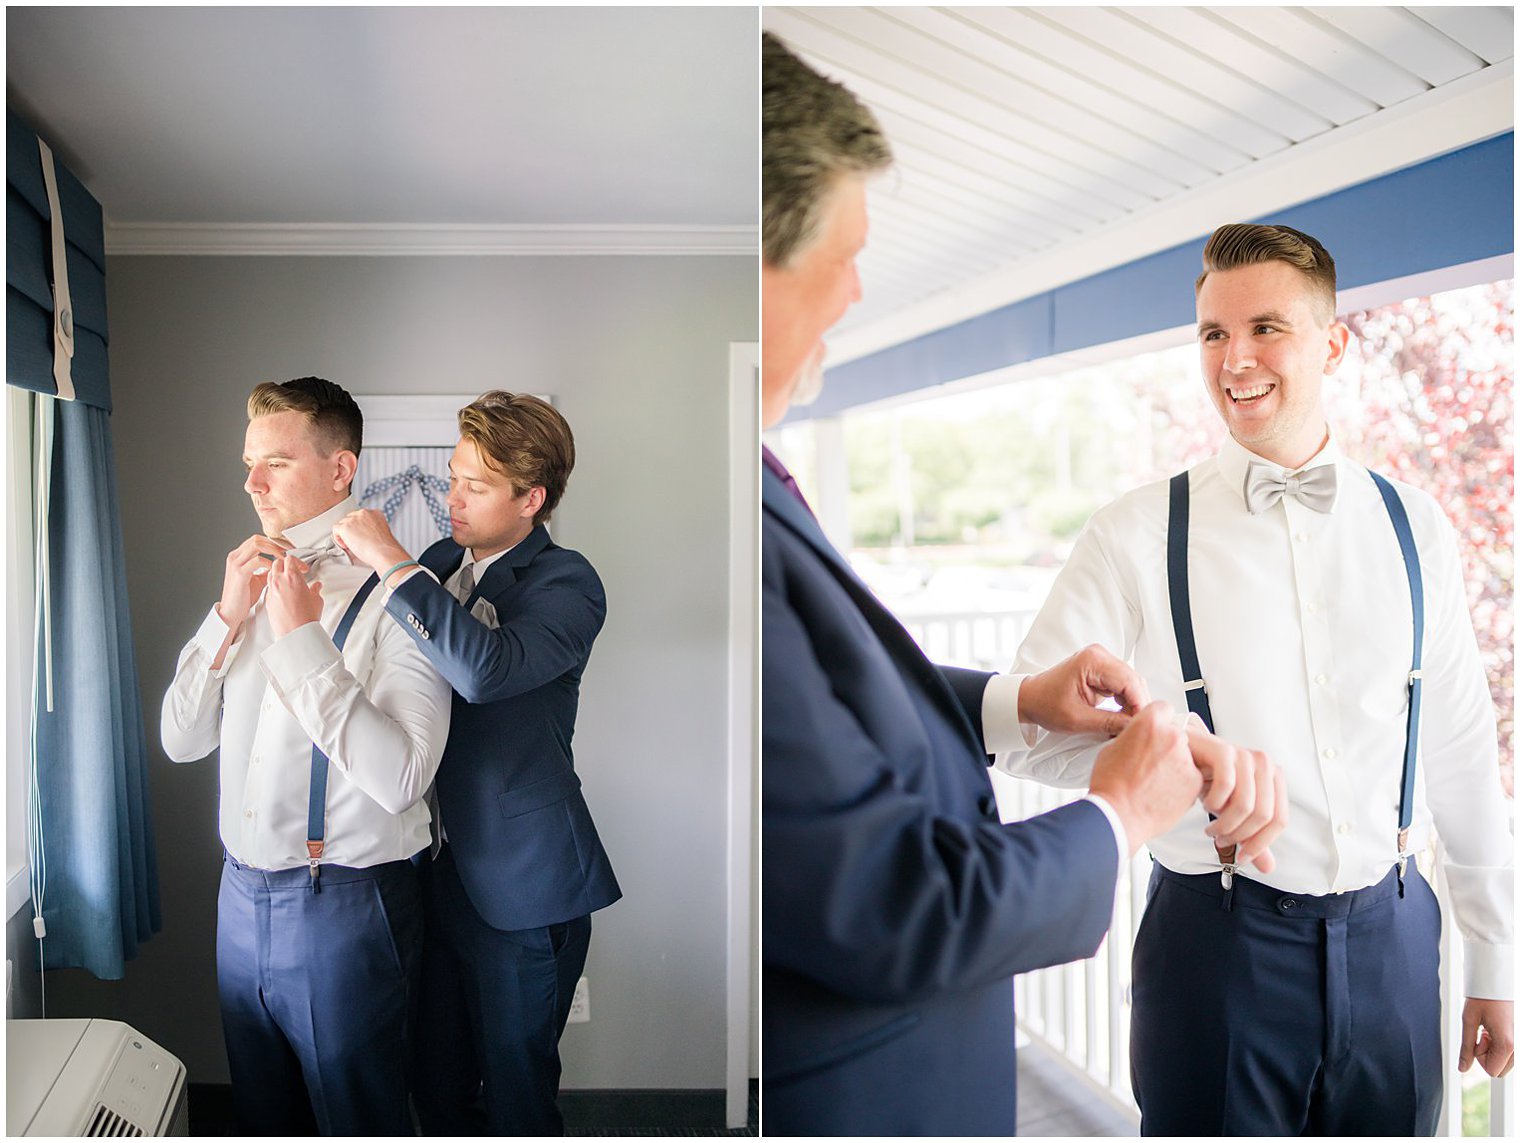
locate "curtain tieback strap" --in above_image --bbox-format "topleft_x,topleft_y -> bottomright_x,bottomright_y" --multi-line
36,138 -> 76,402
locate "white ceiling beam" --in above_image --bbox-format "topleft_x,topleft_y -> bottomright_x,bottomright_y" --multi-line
825,60 -> 1513,366
1129,7 -> 1380,125
1409,6 -> 1515,66
767,7 -> 1186,201
886,6 -> 1252,177
1032,6 -> 1334,140
959,7 -> 1288,159
1309,7 -> 1486,86
1215,7 -> 1429,107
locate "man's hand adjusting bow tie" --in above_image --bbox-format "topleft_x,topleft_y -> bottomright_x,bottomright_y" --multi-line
266,554 -> 325,637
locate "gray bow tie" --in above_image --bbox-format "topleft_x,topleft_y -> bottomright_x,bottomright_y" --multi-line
1243,461 -> 1337,515
286,541 -> 348,567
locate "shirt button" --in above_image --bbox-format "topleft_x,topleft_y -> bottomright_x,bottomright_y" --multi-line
243,809 -> 254,819
1315,674 -> 1328,686
1295,532 -> 1308,543
1322,747 -> 1337,761
1337,822 -> 1352,835
1306,602 -> 1319,613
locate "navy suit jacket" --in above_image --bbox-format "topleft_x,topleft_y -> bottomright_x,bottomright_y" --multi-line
388,526 -> 621,931
762,466 -> 1119,1136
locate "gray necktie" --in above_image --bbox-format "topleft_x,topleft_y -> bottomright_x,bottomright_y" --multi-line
1243,461 -> 1338,516
454,562 -> 476,604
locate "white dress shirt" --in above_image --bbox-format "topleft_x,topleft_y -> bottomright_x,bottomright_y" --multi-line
999,434 -> 1513,999
162,497 -> 452,870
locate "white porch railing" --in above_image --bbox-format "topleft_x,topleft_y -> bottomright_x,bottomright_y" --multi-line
902,608 -> 1036,675
900,607 -> 1515,1137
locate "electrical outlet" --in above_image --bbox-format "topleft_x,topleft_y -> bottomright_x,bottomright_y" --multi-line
567,976 -> 590,1024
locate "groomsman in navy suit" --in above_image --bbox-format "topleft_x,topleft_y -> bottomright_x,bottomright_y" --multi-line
335,391 -> 620,1135
761,34 -> 1285,1135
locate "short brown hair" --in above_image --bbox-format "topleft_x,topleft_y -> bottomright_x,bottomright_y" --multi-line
458,392 -> 574,525
763,32 -> 892,268
1197,223 -> 1337,322
247,376 -> 363,456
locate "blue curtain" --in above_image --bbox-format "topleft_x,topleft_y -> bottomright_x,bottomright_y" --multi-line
8,108 -> 161,978
33,401 -> 163,977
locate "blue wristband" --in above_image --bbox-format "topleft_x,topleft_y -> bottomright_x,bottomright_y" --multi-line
381,559 -> 420,584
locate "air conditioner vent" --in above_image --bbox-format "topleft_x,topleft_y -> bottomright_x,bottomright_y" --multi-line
8,1019 -> 186,1136
84,1104 -> 144,1137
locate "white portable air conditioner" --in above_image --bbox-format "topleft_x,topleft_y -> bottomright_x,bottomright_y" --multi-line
6,1018 -> 188,1137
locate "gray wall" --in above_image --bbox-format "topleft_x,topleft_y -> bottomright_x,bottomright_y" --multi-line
40,253 -> 756,1089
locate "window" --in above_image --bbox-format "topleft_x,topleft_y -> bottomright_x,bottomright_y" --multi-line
6,386 -> 38,921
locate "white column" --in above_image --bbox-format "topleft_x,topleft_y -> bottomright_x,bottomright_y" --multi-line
811,415 -> 852,552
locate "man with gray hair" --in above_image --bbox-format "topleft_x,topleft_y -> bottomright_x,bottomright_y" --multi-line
1005,222 -> 1513,1132
760,34 -> 1284,1135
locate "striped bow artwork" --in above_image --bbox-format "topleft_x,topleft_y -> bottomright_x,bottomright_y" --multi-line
354,452 -> 453,556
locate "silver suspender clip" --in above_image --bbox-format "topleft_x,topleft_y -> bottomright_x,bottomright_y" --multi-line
1395,828 -> 1411,897
1218,862 -> 1240,891
307,841 -> 324,894
1407,669 -> 1422,685
1184,678 -> 1207,693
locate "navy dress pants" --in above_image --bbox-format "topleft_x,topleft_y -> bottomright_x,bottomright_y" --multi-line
216,853 -> 422,1136
1131,863 -> 1443,1136
413,846 -> 592,1136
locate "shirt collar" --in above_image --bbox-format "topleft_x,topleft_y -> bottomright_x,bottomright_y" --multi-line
460,537 -> 522,581
1217,434 -> 1344,510
282,496 -> 359,555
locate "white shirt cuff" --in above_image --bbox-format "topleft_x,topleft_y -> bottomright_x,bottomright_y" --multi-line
982,673 -> 1040,754
194,606 -> 239,676
258,620 -> 338,686
1082,792 -> 1130,885
381,564 -> 436,604
1464,941 -> 1514,1001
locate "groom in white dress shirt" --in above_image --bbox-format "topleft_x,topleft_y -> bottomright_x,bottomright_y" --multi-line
1003,224 -> 1512,1134
162,377 -> 450,1135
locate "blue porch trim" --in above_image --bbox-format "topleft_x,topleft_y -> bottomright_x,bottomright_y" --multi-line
794,132 -> 1514,421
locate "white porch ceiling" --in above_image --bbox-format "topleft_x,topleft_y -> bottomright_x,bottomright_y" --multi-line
762,6 -> 1515,362
6,7 -> 758,254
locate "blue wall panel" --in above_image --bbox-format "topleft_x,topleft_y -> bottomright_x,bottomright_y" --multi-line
817,293 -> 1051,417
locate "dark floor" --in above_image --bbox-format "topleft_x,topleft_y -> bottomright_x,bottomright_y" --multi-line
186,1082 -> 759,1137
564,1082 -> 757,1136
1016,1037 -> 1139,1137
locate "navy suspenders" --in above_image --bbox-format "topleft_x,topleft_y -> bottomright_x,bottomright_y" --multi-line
1166,475 -> 1217,732
1369,470 -> 1425,883
1165,468 -> 1424,902
1166,474 -> 1239,898
306,573 -> 381,891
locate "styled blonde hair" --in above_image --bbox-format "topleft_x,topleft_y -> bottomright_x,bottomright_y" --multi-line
457,392 -> 574,525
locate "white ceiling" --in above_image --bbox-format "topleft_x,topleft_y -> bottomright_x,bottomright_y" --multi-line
6,6 -> 758,248
763,6 -> 1514,362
